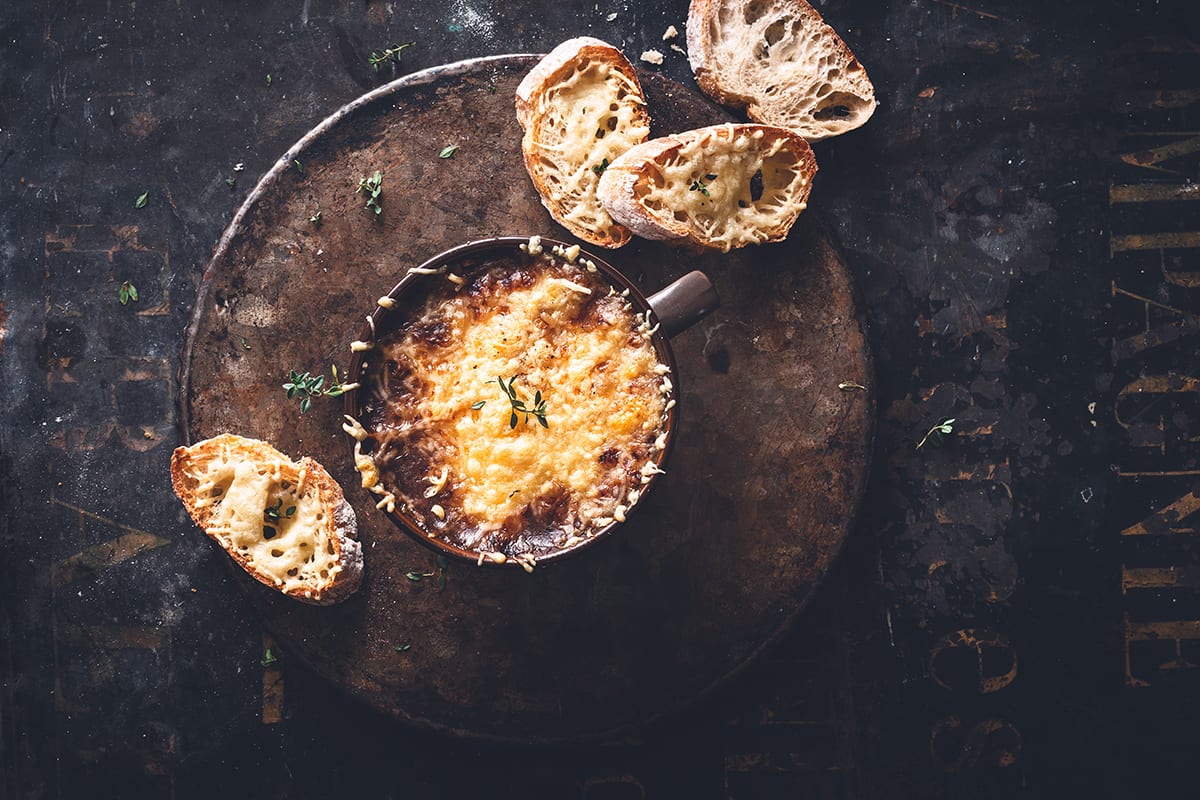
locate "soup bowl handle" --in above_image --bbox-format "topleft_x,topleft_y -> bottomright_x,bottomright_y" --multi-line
646,271 -> 719,338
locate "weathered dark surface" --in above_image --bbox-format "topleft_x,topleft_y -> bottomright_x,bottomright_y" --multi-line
182,58 -> 872,740
5,0 -> 1200,796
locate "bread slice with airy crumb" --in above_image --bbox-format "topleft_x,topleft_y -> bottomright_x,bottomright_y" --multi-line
687,0 -> 876,141
171,434 -> 363,605
516,37 -> 652,248
596,123 -> 817,252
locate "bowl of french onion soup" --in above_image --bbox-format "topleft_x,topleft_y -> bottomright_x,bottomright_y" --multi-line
342,236 -> 717,572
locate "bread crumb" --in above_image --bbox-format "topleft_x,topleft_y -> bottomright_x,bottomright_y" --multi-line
670,43 -> 687,55
640,49 -> 664,65
663,25 -> 678,40
605,11 -> 617,20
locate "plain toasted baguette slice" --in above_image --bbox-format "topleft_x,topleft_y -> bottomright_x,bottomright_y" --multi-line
596,123 -> 817,252
171,434 -> 363,605
687,0 -> 876,141
516,37 -> 652,248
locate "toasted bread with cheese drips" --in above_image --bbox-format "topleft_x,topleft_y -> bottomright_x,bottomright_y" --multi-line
171,434 -> 362,605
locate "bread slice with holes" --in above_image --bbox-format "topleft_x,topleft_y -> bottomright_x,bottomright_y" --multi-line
687,0 -> 875,141
171,434 -> 363,605
596,123 -> 817,252
515,37 -> 652,248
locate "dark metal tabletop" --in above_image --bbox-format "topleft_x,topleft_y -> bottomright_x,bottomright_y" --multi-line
2,0 -> 1199,797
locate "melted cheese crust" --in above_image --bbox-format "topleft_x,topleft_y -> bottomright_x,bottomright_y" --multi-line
640,126 -> 808,251
191,450 -> 342,592
529,57 -> 650,232
362,253 -> 669,557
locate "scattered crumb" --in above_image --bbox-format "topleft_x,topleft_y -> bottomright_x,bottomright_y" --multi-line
606,12 -> 617,20
663,25 -> 679,40
640,49 -> 664,65
670,43 -> 687,55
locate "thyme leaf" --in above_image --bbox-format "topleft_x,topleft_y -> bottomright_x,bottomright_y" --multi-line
118,281 -> 139,305
689,174 -> 715,197
356,170 -> 384,216
917,418 -> 956,450
369,42 -> 415,72
283,366 -> 350,414
489,375 -> 549,429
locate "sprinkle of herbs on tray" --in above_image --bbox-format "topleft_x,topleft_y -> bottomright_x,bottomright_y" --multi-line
356,170 -> 383,216
283,365 -> 350,413
134,191 -> 149,209
917,418 -> 955,450
438,144 -> 459,159
118,281 -> 139,305
369,42 -> 415,71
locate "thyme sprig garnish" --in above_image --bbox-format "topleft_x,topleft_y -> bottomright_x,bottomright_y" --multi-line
368,42 -> 415,71
490,375 -> 549,429
283,365 -> 350,413
356,170 -> 383,216
407,558 -> 447,590
262,499 -> 297,539
264,498 -> 297,522
118,281 -> 139,305
917,418 -> 955,450
689,173 -> 717,197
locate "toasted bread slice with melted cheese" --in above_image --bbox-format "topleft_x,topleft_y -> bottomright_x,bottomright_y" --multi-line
171,434 -> 363,605
516,37 -> 652,248
596,123 -> 817,252
687,0 -> 876,141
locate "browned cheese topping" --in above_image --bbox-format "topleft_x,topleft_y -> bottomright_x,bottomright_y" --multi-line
356,246 -> 671,560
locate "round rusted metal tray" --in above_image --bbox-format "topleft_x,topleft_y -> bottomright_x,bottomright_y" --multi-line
179,55 -> 874,742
